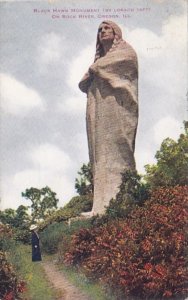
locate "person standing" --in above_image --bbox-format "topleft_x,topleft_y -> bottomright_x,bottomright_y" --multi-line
30,224 -> 42,262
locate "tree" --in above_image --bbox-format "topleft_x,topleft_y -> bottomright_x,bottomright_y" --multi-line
144,122 -> 188,188
22,186 -> 59,222
75,163 -> 93,196
105,170 -> 149,219
0,209 -> 16,227
0,205 -> 30,229
13,205 -> 30,229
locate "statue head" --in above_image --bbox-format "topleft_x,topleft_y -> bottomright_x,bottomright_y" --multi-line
95,20 -> 123,61
98,23 -> 115,46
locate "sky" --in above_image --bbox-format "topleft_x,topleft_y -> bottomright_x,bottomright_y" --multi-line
0,0 -> 187,210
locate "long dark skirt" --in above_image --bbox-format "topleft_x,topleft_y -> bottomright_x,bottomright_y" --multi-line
31,232 -> 42,262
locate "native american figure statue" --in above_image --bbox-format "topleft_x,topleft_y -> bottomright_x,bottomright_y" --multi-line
79,20 -> 138,215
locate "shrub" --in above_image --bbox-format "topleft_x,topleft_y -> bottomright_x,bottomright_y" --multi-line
14,228 -> 31,244
62,194 -> 93,215
0,224 -> 27,299
105,170 -> 149,219
41,218 -> 92,255
64,186 -> 188,299
144,125 -> 188,188
0,251 -> 26,300
0,250 -> 17,299
75,162 -> 93,196
0,224 -> 13,251
40,222 -> 64,254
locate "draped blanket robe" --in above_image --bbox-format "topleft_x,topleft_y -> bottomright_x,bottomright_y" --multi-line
79,41 -> 138,214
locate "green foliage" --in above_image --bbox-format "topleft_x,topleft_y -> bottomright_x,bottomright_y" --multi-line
41,218 -> 92,255
0,209 -> 16,226
7,244 -> 60,300
75,163 -> 93,196
105,170 -> 149,219
62,194 -> 93,215
22,186 -> 59,222
14,228 -> 31,244
144,123 -> 188,188
64,186 -> 188,299
0,205 -> 30,229
0,223 -> 16,253
39,194 -> 93,230
14,205 -> 30,228
0,206 -> 31,244
40,223 -> 64,254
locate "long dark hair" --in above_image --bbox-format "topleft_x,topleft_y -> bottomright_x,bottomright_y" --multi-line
94,20 -> 124,62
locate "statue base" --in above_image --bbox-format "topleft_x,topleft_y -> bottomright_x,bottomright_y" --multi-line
80,211 -> 95,218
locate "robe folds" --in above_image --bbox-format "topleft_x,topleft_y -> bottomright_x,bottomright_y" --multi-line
79,41 -> 138,215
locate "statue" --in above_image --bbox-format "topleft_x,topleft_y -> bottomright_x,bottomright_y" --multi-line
79,20 -> 138,215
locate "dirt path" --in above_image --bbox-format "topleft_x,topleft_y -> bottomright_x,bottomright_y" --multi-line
42,261 -> 92,300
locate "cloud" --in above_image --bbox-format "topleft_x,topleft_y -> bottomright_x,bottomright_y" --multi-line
36,32 -> 65,65
122,14 -> 187,59
0,143 -> 76,210
135,116 -> 183,174
121,14 -> 187,99
58,42 -> 94,116
30,143 -> 72,171
154,116 -> 182,145
68,132 -> 89,164
121,13 -> 187,172
66,42 -> 95,93
57,94 -> 86,116
123,14 -> 187,98
14,169 -> 74,204
64,13 -> 187,176
1,11 -> 187,211
0,170 -> 74,210
135,148 -> 156,174
0,73 -> 44,115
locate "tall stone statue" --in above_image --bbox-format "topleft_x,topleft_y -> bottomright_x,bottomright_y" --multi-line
79,20 -> 138,215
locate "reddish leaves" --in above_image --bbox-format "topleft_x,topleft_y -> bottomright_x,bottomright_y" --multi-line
63,186 -> 188,299
0,224 -> 27,300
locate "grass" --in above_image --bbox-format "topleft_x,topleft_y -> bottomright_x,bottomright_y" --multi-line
40,219 -> 117,299
7,243 -> 61,300
58,264 -> 117,300
3,236 -> 117,300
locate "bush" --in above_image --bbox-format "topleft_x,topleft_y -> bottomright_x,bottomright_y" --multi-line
62,194 -> 93,215
144,126 -> 188,188
105,170 -> 149,219
64,186 -> 188,299
0,224 -> 27,299
0,224 -> 13,251
14,228 -> 31,244
0,251 -> 26,300
40,218 -> 92,255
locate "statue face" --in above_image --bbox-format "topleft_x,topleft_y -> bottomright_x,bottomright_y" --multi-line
98,23 -> 115,45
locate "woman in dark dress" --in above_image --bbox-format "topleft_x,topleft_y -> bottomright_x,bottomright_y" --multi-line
30,224 -> 42,262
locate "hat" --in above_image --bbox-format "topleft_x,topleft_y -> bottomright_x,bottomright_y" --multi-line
30,224 -> 37,230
